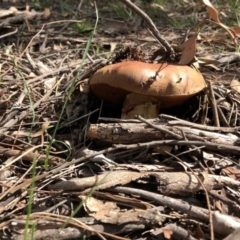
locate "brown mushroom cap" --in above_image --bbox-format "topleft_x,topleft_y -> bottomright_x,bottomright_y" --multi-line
90,61 -> 206,108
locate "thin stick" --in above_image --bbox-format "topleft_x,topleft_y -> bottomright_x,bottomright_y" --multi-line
137,115 -> 182,139
165,151 -> 214,240
110,186 -> 209,221
217,105 -> 229,127
160,114 -> 240,133
208,80 -> 220,127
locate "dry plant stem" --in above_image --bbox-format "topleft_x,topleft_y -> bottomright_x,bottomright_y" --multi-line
0,145 -> 42,172
137,115 -> 182,139
0,162 -> 34,201
0,191 -> 28,218
0,132 -> 38,149
137,116 -> 206,171
160,114 -> 240,133
0,109 -> 21,127
0,173 -> 32,217
202,91 -> 209,124
89,128 -> 240,154
16,147 -> 123,184
207,19 -> 238,45
93,191 -> 152,209
0,27 -> 18,39
233,103 -> 238,126
110,186 -> 209,221
99,117 -> 140,123
162,145 -> 204,163
228,102 -> 235,125
0,91 -> 27,126
165,151 -> 214,240
99,116 -> 240,133
208,81 -> 220,127
119,0 -> 174,56
217,105 -> 229,127
112,139 -> 240,154
26,60 -> 81,85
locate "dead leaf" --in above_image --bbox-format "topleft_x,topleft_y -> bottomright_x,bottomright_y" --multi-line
202,0 -> 238,45
82,196 -> 118,215
80,196 -> 166,225
179,33 -> 198,65
222,166 -> 240,180
162,228 -> 173,239
196,222 -> 205,239
202,0 -> 220,23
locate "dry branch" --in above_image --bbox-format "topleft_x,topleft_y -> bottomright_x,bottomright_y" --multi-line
87,117 -> 240,152
111,186 -> 209,222
48,171 -> 240,194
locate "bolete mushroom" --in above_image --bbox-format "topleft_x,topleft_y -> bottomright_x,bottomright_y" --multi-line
90,61 -> 206,119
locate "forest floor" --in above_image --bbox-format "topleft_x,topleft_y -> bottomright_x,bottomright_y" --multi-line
0,1 -> 240,240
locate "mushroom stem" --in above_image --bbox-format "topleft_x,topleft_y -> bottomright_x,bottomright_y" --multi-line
121,93 -> 160,119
